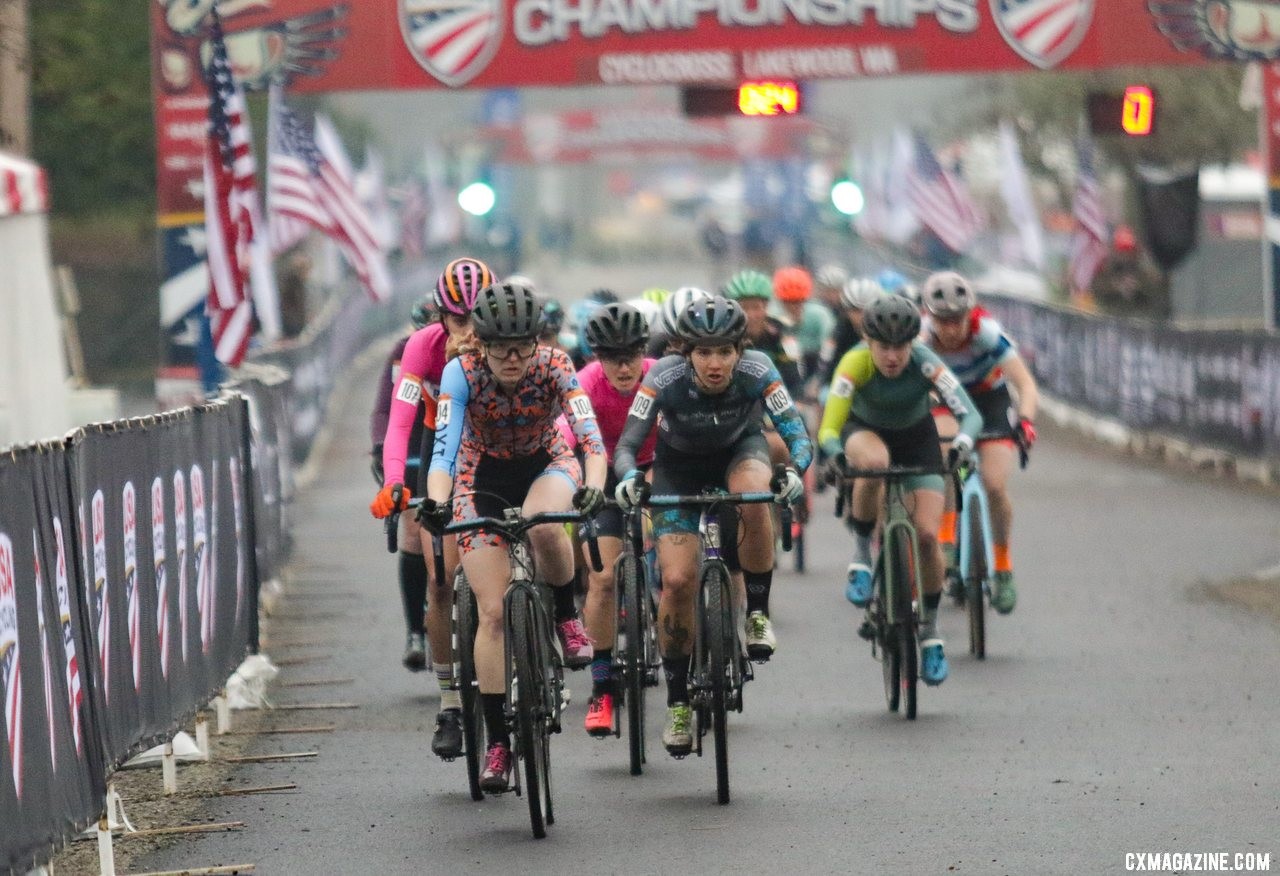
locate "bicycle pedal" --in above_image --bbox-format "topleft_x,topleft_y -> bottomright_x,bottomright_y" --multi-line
857,619 -> 876,641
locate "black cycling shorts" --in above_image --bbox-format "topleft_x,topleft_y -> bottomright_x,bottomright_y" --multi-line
844,413 -> 944,472
971,385 -> 1017,441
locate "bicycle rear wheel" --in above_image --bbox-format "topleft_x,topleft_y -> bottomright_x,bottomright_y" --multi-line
618,552 -> 647,776
453,570 -> 484,802
510,592 -> 552,839
702,561 -> 734,805
881,626 -> 901,713
966,502 -> 987,660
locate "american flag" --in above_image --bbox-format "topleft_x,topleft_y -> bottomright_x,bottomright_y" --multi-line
906,134 -> 983,255
202,6 -> 257,367
267,85 -> 391,300
1068,136 -> 1109,297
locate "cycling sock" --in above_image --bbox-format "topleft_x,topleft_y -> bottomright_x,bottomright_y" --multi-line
399,552 -> 427,635
482,693 -> 509,748
664,656 -> 690,706
744,570 -> 771,616
551,579 -> 578,623
850,517 -> 875,566
994,543 -> 1012,573
591,650 -> 613,696
434,663 -> 461,710
850,517 -> 875,538
939,511 -> 957,547
921,591 -> 943,640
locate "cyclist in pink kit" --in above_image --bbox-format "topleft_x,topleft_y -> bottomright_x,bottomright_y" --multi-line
561,303 -> 659,737
371,256 -> 493,760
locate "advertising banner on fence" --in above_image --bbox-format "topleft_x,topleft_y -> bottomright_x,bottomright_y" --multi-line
0,445 -> 105,875
72,401 -> 257,770
985,295 -> 1280,458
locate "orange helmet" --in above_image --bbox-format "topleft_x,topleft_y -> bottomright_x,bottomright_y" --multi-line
773,266 -> 812,302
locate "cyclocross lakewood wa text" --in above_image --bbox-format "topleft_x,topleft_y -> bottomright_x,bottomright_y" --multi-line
1126,852 -> 1272,872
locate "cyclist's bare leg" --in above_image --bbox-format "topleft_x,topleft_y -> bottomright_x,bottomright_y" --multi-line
845,430 -> 889,521
763,428 -> 789,468
909,488 -> 946,597
656,533 -> 700,703
463,544 -> 514,694
522,474 -> 577,586
978,440 -> 1016,570
582,536 -> 622,652
419,528 -> 459,706
728,458 -> 774,572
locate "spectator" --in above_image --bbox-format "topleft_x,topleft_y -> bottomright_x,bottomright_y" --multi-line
279,252 -> 312,338
1091,226 -> 1169,321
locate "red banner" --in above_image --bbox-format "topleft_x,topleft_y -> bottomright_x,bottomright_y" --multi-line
149,0 -> 1216,101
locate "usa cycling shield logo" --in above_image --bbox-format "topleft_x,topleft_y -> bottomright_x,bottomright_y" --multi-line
991,0 -> 1095,69
400,0 -> 503,87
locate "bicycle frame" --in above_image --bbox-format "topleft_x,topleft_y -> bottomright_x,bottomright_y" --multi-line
955,461 -> 994,596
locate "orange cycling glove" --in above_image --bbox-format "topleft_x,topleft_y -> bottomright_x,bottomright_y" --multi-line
370,483 -> 411,519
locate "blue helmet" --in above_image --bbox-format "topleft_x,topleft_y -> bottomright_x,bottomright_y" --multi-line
876,268 -> 908,295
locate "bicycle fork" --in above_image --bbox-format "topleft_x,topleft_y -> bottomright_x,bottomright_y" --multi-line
957,478 -> 995,594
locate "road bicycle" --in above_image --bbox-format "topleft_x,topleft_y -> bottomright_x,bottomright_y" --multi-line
644,466 -> 792,804
431,497 -> 602,839
835,463 -> 952,720
945,432 -> 1028,660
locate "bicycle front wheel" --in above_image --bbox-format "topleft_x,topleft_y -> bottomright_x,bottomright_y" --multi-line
453,570 -> 484,802
618,551 -> 647,776
510,591 -> 552,839
702,561 -> 734,805
966,501 -> 987,660
889,529 -> 918,721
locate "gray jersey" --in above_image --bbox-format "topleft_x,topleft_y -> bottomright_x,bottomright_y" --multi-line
614,350 -> 812,477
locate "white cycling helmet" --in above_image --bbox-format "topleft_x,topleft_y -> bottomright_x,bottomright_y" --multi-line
814,263 -> 849,291
922,271 -> 975,318
625,297 -> 662,331
504,273 -> 536,293
661,286 -> 712,336
841,277 -> 885,311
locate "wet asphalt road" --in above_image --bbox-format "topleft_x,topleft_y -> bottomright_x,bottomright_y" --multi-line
138,353 -> 1280,876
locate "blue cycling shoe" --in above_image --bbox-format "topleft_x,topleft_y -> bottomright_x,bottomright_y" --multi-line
845,564 -> 873,607
920,639 -> 949,686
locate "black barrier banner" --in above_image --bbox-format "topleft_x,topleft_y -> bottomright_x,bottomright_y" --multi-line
228,369 -> 295,588
72,400 -> 257,770
985,296 -> 1280,459
0,445 -> 105,875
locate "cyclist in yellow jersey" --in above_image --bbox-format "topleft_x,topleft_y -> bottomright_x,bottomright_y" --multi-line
818,295 -> 980,685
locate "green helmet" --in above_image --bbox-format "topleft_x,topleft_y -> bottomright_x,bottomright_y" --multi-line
640,287 -> 670,305
722,269 -> 773,301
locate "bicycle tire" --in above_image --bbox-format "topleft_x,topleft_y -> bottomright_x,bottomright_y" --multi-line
619,552 -> 646,776
453,570 -> 484,802
703,562 -> 733,805
966,501 -> 987,660
891,529 -> 918,721
881,632 -> 901,713
510,592 -> 551,839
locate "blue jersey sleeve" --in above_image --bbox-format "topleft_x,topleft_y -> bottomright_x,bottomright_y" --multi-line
429,358 -> 470,477
757,358 -> 813,472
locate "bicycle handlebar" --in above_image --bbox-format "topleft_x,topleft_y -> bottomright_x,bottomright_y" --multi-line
442,510 -> 604,573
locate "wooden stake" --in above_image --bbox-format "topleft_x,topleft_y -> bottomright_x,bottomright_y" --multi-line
212,783 -> 298,796
277,678 -> 354,688
222,751 -> 318,763
272,702 -> 358,710
122,864 -> 255,875
229,725 -> 335,735
271,656 -> 329,667
116,821 -> 245,840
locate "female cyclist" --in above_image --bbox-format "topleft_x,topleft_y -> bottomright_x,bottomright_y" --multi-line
818,294 -> 981,686
564,303 -> 660,738
370,256 -> 491,760
614,295 -> 810,756
418,282 -> 607,792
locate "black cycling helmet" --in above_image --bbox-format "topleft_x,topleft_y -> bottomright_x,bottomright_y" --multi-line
538,296 -> 565,335
410,296 -> 434,330
676,295 -> 747,347
588,288 -> 619,305
861,294 -> 922,345
585,302 -> 650,352
472,282 -> 543,341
